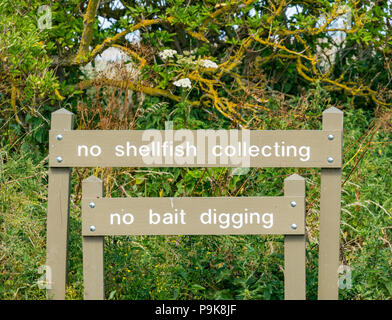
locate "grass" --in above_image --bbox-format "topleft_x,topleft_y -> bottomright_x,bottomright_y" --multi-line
0,103 -> 391,300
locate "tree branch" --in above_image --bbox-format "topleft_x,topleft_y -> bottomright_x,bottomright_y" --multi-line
77,78 -> 201,107
74,0 -> 101,64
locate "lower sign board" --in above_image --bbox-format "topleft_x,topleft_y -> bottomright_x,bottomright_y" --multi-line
82,196 -> 305,236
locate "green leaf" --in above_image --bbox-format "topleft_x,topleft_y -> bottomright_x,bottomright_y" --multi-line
191,284 -> 205,292
108,290 -> 116,300
135,176 -> 145,185
385,282 -> 392,296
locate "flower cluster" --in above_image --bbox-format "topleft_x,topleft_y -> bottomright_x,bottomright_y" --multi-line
198,59 -> 218,69
173,78 -> 192,89
176,55 -> 197,67
158,49 -> 177,60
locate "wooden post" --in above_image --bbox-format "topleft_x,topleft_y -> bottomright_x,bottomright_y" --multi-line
46,108 -> 74,299
82,176 -> 105,300
284,174 -> 306,300
318,107 -> 343,300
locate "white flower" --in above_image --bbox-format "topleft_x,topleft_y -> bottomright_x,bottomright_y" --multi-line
173,78 -> 192,89
159,49 -> 177,60
198,59 -> 218,69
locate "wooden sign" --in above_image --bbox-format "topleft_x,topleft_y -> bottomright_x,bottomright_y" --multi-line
46,107 -> 343,301
81,196 -> 305,236
49,129 -> 341,168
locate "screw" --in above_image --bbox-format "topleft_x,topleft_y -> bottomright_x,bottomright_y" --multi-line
56,156 -> 63,163
89,225 -> 96,232
56,134 -> 63,141
290,201 -> 297,208
328,157 -> 334,163
89,202 -> 96,209
291,224 -> 297,230
328,134 -> 334,141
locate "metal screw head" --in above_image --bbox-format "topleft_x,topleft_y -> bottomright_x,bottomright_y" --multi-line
56,134 -> 63,141
290,201 -> 297,208
56,156 -> 63,163
88,202 -> 96,209
328,134 -> 334,141
89,225 -> 96,232
328,157 -> 334,163
291,224 -> 297,230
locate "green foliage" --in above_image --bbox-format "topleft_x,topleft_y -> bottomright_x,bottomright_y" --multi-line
0,1 -> 62,149
0,150 -> 47,300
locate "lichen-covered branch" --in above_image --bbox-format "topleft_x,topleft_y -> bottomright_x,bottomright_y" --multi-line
77,78 -> 200,107
74,0 -> 101,64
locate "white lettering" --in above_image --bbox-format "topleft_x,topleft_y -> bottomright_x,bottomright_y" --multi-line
200,209 -> 274,229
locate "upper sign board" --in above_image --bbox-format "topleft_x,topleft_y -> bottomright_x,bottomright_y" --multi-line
49,129 -> 341,168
